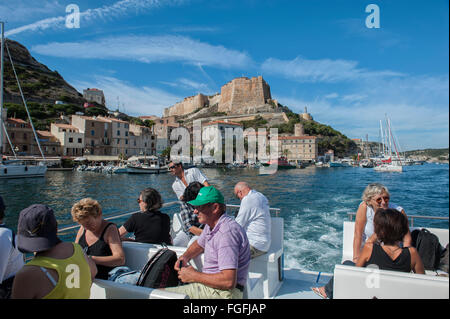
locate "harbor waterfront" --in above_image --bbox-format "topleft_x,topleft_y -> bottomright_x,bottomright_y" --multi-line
0,163 -> 448,274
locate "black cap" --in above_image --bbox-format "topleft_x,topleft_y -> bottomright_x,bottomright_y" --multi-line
16,204 -> 61,253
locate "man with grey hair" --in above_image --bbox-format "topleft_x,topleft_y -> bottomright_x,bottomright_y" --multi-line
234,182 -> 271,258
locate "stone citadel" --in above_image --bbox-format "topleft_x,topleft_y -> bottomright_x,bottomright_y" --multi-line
163,76 -> 279,117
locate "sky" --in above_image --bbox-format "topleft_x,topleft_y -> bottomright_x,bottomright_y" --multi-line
1,0 -> 448,151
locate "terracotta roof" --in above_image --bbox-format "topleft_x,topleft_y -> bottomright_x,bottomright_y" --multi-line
205,120 -> 242,126
53,123 -> 79,131
277,136 -> 317,140
37,130 -> 54,137
7,118 -> 28,124
97,116 -> 128,124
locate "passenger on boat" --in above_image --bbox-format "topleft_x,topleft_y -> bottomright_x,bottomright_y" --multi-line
72,198 -> 125,280
173,182 -> 206,247
353,183 -> 412,263
234,182 -> 271,258
12,204 -> 97,299
312,208 -> 425,299
0,196 -> 24,299
169,161 -> 210,246
165,186 -> 251,299
169,161 -> 210,201
118,188 -> 172,245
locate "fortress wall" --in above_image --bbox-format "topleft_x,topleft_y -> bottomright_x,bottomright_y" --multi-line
218,76 -> 271,114
163,94 -> 209,117
163,76 -> 273,117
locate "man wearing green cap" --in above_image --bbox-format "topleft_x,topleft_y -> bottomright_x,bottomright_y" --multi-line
165,186 -> 251,299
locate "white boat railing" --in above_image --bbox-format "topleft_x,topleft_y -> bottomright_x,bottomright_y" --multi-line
347,212 -> 448,227
58,201 -> 281,235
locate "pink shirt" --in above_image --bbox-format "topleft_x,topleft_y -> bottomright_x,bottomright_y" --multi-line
197,214 -> 250,286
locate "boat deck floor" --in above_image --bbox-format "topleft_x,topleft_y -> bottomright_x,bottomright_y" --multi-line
275,268 -> 333,299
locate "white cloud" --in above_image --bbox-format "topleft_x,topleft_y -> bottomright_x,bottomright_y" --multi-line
72,76 -> 182,116
261,56 -> 404,83
275,74 -> 449,150
159,78 -> 214,94
324,93 -> 339,99
0,0 -> 64,23
5,0 -> 183,36
31,35 -> 253,69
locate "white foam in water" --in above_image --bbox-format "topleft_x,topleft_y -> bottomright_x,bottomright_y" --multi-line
283,207 -> 345,272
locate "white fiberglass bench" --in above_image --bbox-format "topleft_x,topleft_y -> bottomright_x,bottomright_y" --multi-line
90,279 -> 188,299
245,217 -> 284,299
341,221 -> 449,264
333,264 -> 449,299
335,221 -> 449,299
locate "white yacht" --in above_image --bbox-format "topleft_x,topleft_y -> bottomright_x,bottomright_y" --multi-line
0,22 -> 47,179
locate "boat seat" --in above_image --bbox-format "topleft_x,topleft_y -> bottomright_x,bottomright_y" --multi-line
248,217 -> 284,299
333,264 -> 449,299
90,279 -> 188,299
342,221 -> 449,265
244,272 -> 264,299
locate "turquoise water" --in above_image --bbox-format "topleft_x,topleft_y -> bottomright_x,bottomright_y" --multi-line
1,163 -> 448,273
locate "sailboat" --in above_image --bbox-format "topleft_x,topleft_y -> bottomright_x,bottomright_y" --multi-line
0,22 -> 47,179
373,115 -> 402,172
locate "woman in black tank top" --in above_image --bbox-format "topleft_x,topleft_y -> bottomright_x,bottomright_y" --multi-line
72,198 -> 125,280
312,208 -> 425,299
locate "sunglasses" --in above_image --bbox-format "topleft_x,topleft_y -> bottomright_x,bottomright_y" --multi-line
374,196 -> 390,204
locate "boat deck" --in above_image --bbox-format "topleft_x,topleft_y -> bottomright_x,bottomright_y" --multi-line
275,269 -> 332,299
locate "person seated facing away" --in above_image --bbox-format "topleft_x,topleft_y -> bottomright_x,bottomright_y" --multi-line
165,186 -> 251,299
12,204 -> 97,299
0,196 -> 24,299
312,208 -> 424,299
173,182 -> 206,247
72,198 -> 125,280
234,182 -> 271,258
353,183 -> 411,263
119,188 -> 171,245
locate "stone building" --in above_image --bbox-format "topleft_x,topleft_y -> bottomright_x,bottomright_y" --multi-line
128,123 -> 157,156
50,123 -> 84,156
83,88 -> 106,106
71,115 -> 112,156
163,76 -> 278,117
3,118 -> 37,155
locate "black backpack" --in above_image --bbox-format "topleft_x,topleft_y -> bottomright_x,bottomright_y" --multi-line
411,228 -> 444,271
136,247 -> 180,288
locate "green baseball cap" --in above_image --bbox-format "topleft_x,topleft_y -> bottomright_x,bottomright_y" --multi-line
188,186 -> 224,206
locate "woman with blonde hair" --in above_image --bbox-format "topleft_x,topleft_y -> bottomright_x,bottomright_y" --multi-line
72,198 -> 125,280
352,183 -> 411,263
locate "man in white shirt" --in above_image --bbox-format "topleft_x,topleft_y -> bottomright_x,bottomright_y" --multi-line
234,182 -> 271,258
0,196 -> 24,299
169,161 -> 210,246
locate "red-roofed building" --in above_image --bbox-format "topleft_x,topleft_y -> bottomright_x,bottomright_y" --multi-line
3,118 -> 37,155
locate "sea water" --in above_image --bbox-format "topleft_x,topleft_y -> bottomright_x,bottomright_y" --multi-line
1,163 -> 448,273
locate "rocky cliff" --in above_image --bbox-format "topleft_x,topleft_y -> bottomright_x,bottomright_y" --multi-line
2,39 -> 85,105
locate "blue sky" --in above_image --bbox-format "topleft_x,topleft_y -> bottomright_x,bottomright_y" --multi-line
1,0 -> 448,150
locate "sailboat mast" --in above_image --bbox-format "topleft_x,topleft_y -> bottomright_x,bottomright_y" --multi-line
1,21 -> 4,157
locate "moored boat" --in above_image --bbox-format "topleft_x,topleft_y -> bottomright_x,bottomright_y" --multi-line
262,156 -> 296,169
1,23 -> 47,179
